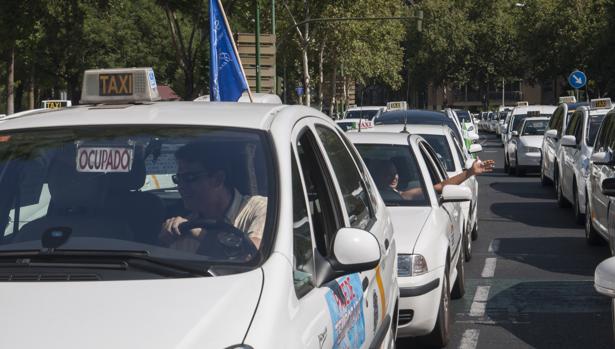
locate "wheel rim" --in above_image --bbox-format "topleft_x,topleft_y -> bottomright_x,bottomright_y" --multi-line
442,275 -> 450,330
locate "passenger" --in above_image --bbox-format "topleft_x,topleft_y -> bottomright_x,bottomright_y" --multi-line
159,142 -> 267,253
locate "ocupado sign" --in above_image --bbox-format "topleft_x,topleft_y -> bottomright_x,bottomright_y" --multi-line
76,147 -> 133,173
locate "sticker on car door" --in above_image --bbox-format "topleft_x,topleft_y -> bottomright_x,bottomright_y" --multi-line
325,274 -> 366,349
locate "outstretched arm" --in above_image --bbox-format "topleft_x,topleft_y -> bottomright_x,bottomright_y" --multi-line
434,159 -> 495,193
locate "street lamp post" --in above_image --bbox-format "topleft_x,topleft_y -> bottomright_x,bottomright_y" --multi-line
255,0 -> 261,92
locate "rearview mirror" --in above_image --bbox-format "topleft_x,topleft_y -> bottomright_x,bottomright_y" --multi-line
561,135 -> 577,147
332,227 -> 380,272
440,185 -> 472,203
512,131 -> 519,137
592,151 -> 612,165
545,129 -> 558,139
469,144 -> 483,154
468,133 -> 480,141
602,178 -> 615,197
595,257 -> 615,297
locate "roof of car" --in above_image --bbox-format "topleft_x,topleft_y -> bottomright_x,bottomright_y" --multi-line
346,131 -> 411,146
347,106 -> 384,111
521,116 -> 550,123
0,101 -> 289,132
372,124 -> 448,135
512,105 -> 557,115
376,109 -> 450,124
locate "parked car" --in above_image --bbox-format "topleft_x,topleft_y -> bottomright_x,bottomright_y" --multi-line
556,99 -> 613,221
504,105 -> 556,174
506,117 -> 549,176
0,67 -> 400,349
349,131 -> 469,347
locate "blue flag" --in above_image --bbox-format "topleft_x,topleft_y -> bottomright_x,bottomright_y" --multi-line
209,0 -> 249,101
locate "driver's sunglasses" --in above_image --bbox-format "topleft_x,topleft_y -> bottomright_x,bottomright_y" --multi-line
172,171 -> 209,185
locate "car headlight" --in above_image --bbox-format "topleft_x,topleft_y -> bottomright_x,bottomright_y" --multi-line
524,147 -> 541,153
398,254 -> 428,277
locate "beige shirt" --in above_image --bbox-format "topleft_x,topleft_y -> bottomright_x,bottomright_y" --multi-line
171,189 -> 268,253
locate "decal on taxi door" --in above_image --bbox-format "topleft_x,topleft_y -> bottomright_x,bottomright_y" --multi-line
325,274 -> 366,349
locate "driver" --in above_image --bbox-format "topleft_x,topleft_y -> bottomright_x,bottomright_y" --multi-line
159,141 -> 267,253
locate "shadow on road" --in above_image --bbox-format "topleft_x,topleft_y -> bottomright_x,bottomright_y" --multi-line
485,280 -> 612,349
494,237 -> 609,277
490,181 -> 555,200
490,202 -> 580,229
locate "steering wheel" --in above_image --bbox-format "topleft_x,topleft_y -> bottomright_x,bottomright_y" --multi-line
178,219 -> 258,260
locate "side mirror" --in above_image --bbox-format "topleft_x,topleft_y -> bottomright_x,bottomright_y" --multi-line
602,178 -> 615,197
469,144 -> 483,154
440,185 -> 472,203
561,135 -> 577,147
545,129 -> 558,139
468,133 -> 480,141
332,227 -> 381,272
591,151 -> 611,165
512,130 -> 519,137
595,257 -> 615,297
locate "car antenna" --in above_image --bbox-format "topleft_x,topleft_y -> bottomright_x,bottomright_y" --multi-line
401,112 -> 409,133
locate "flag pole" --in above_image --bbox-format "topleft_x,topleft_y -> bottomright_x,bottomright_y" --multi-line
217,0 -> 254,103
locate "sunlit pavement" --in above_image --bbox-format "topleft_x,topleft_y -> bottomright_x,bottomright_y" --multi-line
397,133 -> 612,349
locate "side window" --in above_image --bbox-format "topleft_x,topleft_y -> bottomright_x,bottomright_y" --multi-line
315,125 -> 373,230
595,116 -> 608,152
296,130 -> 342,258
339,133 -> 379,214
565,112 -> 580,136
549,107 -> 562,130
292,153 -> 315,298
452,133 -> 467,163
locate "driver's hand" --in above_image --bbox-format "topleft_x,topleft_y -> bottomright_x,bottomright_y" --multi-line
470,159 -> 495,175
159,216 -> 203,245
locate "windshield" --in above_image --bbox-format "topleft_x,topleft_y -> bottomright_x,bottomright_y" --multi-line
512,114 -> 551,132
522,120 -> 549,135
455,110 -> 472,123
420,134 -> 456,172
346,109 -> 379,120
587,114 -> 606,146
0,126 -> 275,274
355,144 -> 429,207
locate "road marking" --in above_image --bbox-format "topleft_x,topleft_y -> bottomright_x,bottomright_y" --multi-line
458,329 -> 480,349
484,150 -> 498,153
470,285 -> 491,317
481,258 -> 497,278
488,239 -> 500,253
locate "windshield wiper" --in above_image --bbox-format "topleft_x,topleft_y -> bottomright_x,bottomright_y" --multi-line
0,249 -> 213,277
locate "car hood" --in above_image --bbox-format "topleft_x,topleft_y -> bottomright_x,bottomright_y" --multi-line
520,135 -> 544,148
0,269 -> 263,349
387,206 -> 432,254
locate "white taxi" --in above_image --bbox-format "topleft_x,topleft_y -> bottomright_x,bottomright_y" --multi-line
504,105 -> 556,174
348,132 -> 469,347
557,99 -> 613,219
507,117 -> 550,176
0,68 -> 399,349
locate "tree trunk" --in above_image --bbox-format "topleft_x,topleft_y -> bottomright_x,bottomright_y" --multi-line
28,69 -> 35,110
317,41 -> 326,111
7,46 -> 15,115
302,42 -> 310,107
184,66 -> 194,100
329,63 -> 337,118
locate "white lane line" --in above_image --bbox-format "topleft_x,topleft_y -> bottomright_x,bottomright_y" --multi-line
481,258 -> 497,278
488,239 -> 500,253
469,286 -> 491,317
459,329 -> 480,349
484,150 -> 498,153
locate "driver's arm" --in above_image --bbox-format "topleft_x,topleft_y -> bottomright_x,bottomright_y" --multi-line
433,159 -> 495,193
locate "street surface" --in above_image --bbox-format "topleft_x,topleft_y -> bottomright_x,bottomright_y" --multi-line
398,133 -> 612,349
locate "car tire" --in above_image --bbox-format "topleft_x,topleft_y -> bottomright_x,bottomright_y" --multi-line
573,181 -> 585,225
504,156 -> 510,173
463,229 -> 472,262
585,197 -> 604,245
451,249 -> 465,299
540,160 -> 551,186
421,264 -> 451,348
507,155 -> 514,175
515,154 -> 524,176
555,170 -> 571,208
471,221 -> 478,241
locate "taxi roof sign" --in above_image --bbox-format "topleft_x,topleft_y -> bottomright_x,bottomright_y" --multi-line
559,96 -> 577,104
516,101 -> 529,107
42,100 -> 72,109
80,68 -> 161,104
590,98 -> 612,110
386,101 -> 408,111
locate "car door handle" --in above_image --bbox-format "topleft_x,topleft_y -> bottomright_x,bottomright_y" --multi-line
362,277 -> 369,291
384,239 -> 390,250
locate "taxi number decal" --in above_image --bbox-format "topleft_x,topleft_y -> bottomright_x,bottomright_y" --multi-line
99,73 -> 133,96
595,100 -> 608,108
527,110 -> 541,117
76,147 -> 133,173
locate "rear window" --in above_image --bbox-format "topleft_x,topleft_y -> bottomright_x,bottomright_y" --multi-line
587,114 -> 606,146
355,144 -> 429,207
513,114 -> 551,132
455,110 -> 472,123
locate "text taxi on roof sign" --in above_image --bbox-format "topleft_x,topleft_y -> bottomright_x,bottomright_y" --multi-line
0,67 -> 400,349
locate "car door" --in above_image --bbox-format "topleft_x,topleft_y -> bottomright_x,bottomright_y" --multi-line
591,115 -> 615,232
418,140 -> 462,265
562,111 -> 582,199
544,106 -> 564,178
312,121 -> 394,348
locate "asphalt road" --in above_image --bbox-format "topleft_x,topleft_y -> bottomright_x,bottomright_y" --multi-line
398,133 -> 613,349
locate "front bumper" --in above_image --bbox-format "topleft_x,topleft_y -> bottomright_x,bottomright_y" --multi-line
397,267 -> 444,337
